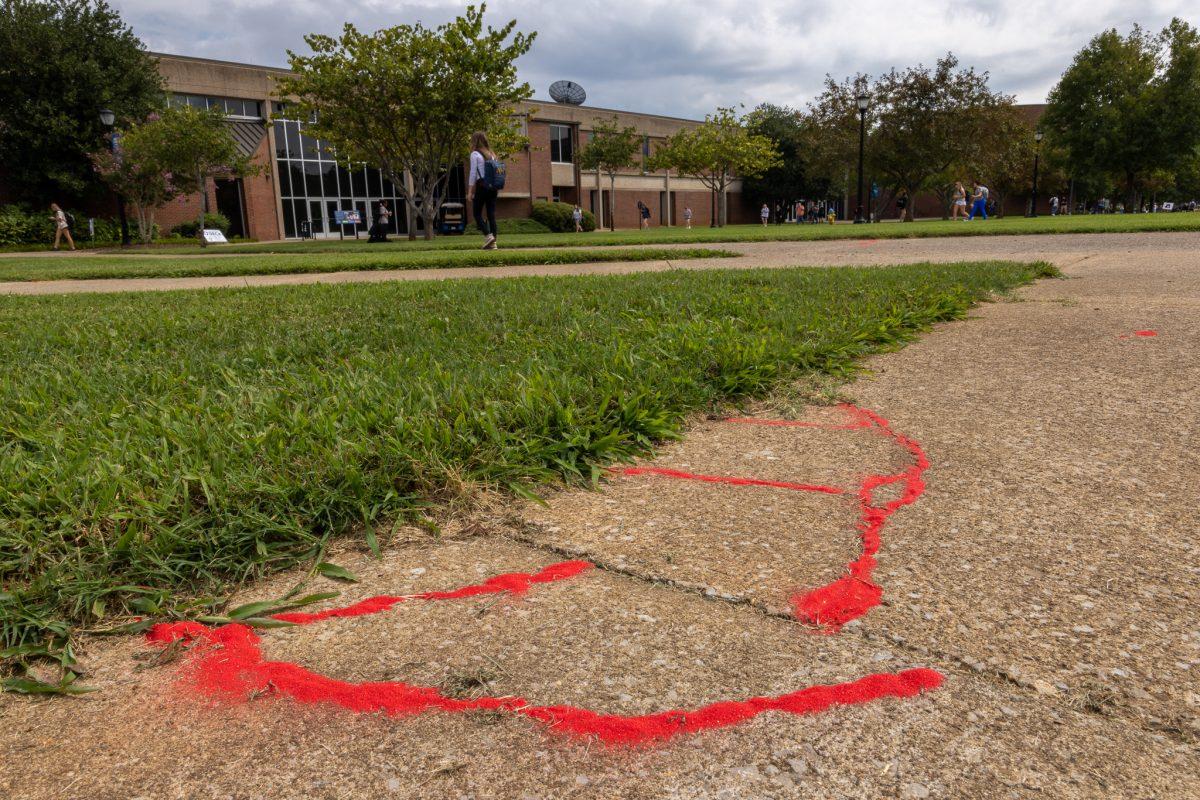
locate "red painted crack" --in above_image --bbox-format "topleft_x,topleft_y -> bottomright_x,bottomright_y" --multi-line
145,404 -> 941,743
148,561 -> 941,745
617,404 -> 929,631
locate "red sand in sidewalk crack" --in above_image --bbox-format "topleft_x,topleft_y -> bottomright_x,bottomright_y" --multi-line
144,404 -> 940,744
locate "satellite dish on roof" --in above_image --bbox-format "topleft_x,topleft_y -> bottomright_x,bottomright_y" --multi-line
549,80 -> 586,105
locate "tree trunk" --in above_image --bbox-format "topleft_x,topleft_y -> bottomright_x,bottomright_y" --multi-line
422,207 -> 436,241
197,169 -> 207,248
405,198 -> 420,241
609,174 -> 616,231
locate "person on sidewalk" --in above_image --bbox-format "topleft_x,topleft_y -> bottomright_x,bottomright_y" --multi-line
968,183 -> 989,220
572,204 -> 583,232
895,190 -> 908,221
50,203 -> 75,250
951,182 -> 968,220
467,131 -> 499,250
683,206 -> 692,229
760,203 -> 770,226
637,200 -> 650,230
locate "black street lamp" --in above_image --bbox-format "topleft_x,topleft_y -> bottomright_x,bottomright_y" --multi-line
99,108 -> 132,246
1027,129 -> 1044,218
854,93 -> 870,224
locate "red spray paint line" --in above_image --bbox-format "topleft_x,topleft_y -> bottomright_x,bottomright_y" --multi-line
1134,330 -> 1158,337
620,404 -> 929,631
148,563 -> 942,746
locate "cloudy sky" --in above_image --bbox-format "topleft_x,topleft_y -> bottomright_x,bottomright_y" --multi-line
115,0 -> 1198,119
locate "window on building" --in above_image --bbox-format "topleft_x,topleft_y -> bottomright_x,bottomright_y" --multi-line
549,124 -> 573,164
169,93 -> 262,119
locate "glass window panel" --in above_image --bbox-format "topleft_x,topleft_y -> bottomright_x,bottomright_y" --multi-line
246,100 -> 261,118
292,199 -> 308,237
187,95 -> 206,110
285,122 -> 301,162
304,161 -> 323,197
381,174 -> 396,198
288,163 -> 305,198
336,165 -> 352,197
365,167 -> 383,198
282,199 -> 296,238
300,131 -> 320,160
277,161 -> 291,196
320,162 -> 337,196
273,121 -> 288,159
352,166 -> 367,198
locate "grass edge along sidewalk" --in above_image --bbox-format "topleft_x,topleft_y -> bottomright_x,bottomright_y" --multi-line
126,211 -> 1200,255
0,260 -> 1058,692
0,246 -> 736,283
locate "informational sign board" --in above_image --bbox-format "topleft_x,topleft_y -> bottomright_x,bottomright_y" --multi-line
1161,202 -> 1174,211
202,228 -> 228,244
334,210 -> 362,224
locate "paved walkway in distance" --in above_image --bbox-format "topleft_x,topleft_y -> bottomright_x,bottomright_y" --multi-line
1,232 -> 1197,799
2,230 -> 1199,295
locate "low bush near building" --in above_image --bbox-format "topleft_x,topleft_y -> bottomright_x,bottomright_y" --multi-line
0,260 -> 1056,685
171,212 -> 231,238
0,205 -> 130,248
531,200 -> 597,232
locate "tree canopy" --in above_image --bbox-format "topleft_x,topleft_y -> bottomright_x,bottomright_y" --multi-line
0,0 -> 164,203
650,108 -> 779,226
578,117 -> 641,231
1043,18 -> 1200,207
278,4 -> 534,240
742,104 -> 811,218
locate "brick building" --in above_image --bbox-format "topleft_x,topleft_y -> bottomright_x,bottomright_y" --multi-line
152,53 -> 755,240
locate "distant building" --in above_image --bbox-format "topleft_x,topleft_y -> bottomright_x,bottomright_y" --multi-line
151,53 -> 756,240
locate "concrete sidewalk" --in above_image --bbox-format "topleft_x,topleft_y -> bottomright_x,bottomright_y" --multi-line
1,235 -> 1197,799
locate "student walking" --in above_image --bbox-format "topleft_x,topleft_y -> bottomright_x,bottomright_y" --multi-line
760,203 -> 770,226
968,182 -> 989,220
50,203 -> 75,250
637,200 -> 650,229
951,182 -> 968,220
683,206 -> 692,229
1050,195 -> 1060,216
895,190 -> 908,221
467,131 -> 500,249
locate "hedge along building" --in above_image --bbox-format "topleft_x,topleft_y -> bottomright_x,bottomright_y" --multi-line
153,53 -> 754,240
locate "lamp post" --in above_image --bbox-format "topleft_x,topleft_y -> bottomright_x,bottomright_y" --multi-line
1027,129 -> 1044,218
854,93 -> 869,224
99,108 -> 131,246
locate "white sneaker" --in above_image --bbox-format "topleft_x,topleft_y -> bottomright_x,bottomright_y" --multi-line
482,234 -> 495,250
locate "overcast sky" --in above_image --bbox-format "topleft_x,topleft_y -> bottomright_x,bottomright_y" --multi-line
115,0 -> 1199,119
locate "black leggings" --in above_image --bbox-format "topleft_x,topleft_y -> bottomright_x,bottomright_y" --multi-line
472,183 -> 497,236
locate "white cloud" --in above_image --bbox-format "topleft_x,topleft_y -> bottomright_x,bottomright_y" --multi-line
113,0 -> 1199,117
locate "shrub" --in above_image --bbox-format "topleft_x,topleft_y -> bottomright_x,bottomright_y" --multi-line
496,217 -> 552,235
172,212 -> 231,238
531,201 -> 595,232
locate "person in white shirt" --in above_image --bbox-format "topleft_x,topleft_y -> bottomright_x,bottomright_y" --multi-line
50,203 -> 75,250
760,204 -> 770,226
683,206 -> 692,229
572,205 -> 583,232
467,131 -> 499,250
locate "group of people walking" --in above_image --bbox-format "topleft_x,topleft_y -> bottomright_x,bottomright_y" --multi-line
950,182 -> 992,220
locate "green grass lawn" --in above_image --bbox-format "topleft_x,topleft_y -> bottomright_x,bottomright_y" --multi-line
0,246 -> 734,282
0,260 -> 1056,685
120,210 -> 1200,255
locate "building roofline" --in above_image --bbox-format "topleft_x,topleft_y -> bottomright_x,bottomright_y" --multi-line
151,51 -> 292,76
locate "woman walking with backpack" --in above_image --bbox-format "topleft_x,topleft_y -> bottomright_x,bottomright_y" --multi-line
467,131 -> 500,250
49,203 -> 76,250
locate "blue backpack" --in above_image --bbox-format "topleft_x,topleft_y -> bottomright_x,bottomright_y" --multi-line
483,159 -> 506,191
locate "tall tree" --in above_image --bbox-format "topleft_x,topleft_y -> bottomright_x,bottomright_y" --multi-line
278,5 -> 534,240
742,104 -> 808,221
0,0 -> 164,202
1044,19 -> 1200,209
91,112 -> 179,243
149,106 -> 256,247
577,117 -> 640,231
650,108 -> 780,226
805,58 -> 1012,221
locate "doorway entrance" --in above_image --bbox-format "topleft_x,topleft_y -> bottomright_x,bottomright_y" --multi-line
214,178 -> 247,238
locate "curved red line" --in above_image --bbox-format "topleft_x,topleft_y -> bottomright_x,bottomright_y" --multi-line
150,620 -> 942,745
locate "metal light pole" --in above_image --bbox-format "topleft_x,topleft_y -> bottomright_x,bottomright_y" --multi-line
854,93 -> 870,224
1026,129 -> 1044,218
99,109 -> 131,246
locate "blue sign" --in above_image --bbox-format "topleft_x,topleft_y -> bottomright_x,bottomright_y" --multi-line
334,210 -> 362,224
871,183 -> 879,198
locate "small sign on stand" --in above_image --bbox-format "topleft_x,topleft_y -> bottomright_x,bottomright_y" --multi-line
202,229 -> 228,244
